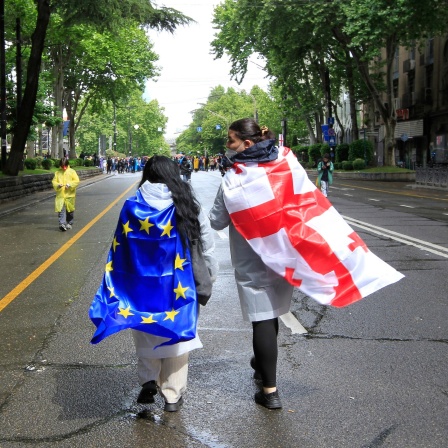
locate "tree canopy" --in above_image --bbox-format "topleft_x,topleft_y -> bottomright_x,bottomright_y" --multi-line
211,0 -> 448,165
2,0 -> 192,175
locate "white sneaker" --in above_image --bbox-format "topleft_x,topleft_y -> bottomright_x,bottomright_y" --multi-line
66,223 -> 72,229
59,224 -> 67,231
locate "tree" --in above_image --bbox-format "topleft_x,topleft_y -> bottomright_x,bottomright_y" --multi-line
62,22 -> 159,157
3,0 -> 191,175
211,0 -> 448,165
177,86 -> 283,156
76,88 -> 169,157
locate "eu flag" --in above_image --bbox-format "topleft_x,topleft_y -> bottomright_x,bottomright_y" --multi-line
89,190 -> 198,345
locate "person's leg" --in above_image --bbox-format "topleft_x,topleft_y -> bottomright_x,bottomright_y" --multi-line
321,180 -> 328,197
132,331 -> 161,403
159,353 -> 189,410
66,210 -> 74,227
252,318 -> 279,390
252,318 -> 282,409
58,205 -> 67,230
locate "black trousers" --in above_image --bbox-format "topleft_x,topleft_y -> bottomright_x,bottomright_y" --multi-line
252,318 -> 279,388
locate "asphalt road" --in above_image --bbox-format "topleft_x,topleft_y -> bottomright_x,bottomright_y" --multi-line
0,170 -> 447,447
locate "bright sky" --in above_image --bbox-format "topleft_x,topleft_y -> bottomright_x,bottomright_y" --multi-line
144,1 -> 270,139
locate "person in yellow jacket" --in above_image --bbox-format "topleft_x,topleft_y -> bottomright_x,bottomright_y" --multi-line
52,157 -> 80,231
193,156 -> 199,172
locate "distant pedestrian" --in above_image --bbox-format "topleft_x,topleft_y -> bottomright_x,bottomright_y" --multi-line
317,153 -> 334,197
51,157 -> 80,231
179,156 -> 193,182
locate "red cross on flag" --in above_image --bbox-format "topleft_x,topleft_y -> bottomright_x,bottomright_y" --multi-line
222,148 -> 404,307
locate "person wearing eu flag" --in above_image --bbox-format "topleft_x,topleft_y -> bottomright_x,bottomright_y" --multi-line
89,155 -> 218,412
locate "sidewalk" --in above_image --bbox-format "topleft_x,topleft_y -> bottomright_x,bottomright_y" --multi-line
0,173 -> 111,219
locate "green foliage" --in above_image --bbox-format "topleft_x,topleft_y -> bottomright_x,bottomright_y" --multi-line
334,162 -> 342,170
41,158 -> 54,170
349,139 -> 373,165
308,144 -> 329,164
177,86 -> 282,156
67,158 -> 81,167
77,89 -> 168,158
83,159 -> 94,167
308,144 -> 322,164
342,160 -> 354,170
24,158 -> 37,170
352,158 -> 366,170
292,145 -> 309,163
335,143 -> 350,163
34,156 -> 44,168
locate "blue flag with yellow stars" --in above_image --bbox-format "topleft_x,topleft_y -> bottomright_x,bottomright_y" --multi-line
89,190 -> 198,346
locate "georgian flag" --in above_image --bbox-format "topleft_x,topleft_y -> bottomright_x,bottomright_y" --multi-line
222,147 -> 404,307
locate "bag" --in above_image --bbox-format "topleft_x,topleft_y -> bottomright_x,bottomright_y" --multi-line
190,240 -> 213,306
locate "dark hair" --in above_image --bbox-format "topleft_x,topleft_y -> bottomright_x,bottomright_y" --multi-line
323,153 -> 330,159
59,157 -> 69,167
139,155 -> 202,248
229,118 -> 264,143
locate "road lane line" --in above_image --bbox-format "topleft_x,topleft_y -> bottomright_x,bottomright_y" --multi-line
342,215 -> 448,258
338,182 -> 448,201
400,204 -> 415,208
280,311 -> 308,335
0,182 -> 138,313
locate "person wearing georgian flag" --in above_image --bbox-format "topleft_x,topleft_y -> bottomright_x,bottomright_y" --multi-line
209,118 -> 403,410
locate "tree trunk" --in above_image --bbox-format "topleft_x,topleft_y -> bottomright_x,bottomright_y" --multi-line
4,0 -> 51,175
66,92 -> 77,158
305,118 -> 316,144
52,46 -> 64,160
345,50 -> 359,140
331,27 -> 397,165
332,105 -> 345,143
26,140 -> 34,159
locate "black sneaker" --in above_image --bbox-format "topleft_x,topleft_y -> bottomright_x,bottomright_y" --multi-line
250,356 -> 262,381
164,396 -> 183,412
254,390 -> 282,409
137,380 -> 157,404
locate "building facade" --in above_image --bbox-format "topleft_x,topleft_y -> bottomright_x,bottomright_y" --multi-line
374,36 -> 448,167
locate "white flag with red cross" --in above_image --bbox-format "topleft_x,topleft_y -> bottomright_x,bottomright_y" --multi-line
222,147 -> 404,307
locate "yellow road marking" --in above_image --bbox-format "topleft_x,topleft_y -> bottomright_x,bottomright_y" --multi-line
338,182 -> 448,201
0,182 -> 138,313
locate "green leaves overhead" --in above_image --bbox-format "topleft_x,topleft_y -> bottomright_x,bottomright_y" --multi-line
55,0 -> 192,32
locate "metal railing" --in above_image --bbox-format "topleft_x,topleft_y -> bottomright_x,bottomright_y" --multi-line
415,165 -> 448,188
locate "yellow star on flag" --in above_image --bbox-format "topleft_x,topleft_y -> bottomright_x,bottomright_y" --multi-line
141,314 -> 157,324
112,237 -> 120,252
122,220 -> 133,237
107,286 -> 116,298
117,306 -> 134,318
174,253 -> 186,270
105,261 -> 113,272
139,217 -> 154,234
164,308 -> 180,322
160,220 -> 174,237
174,281 -> 189,299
